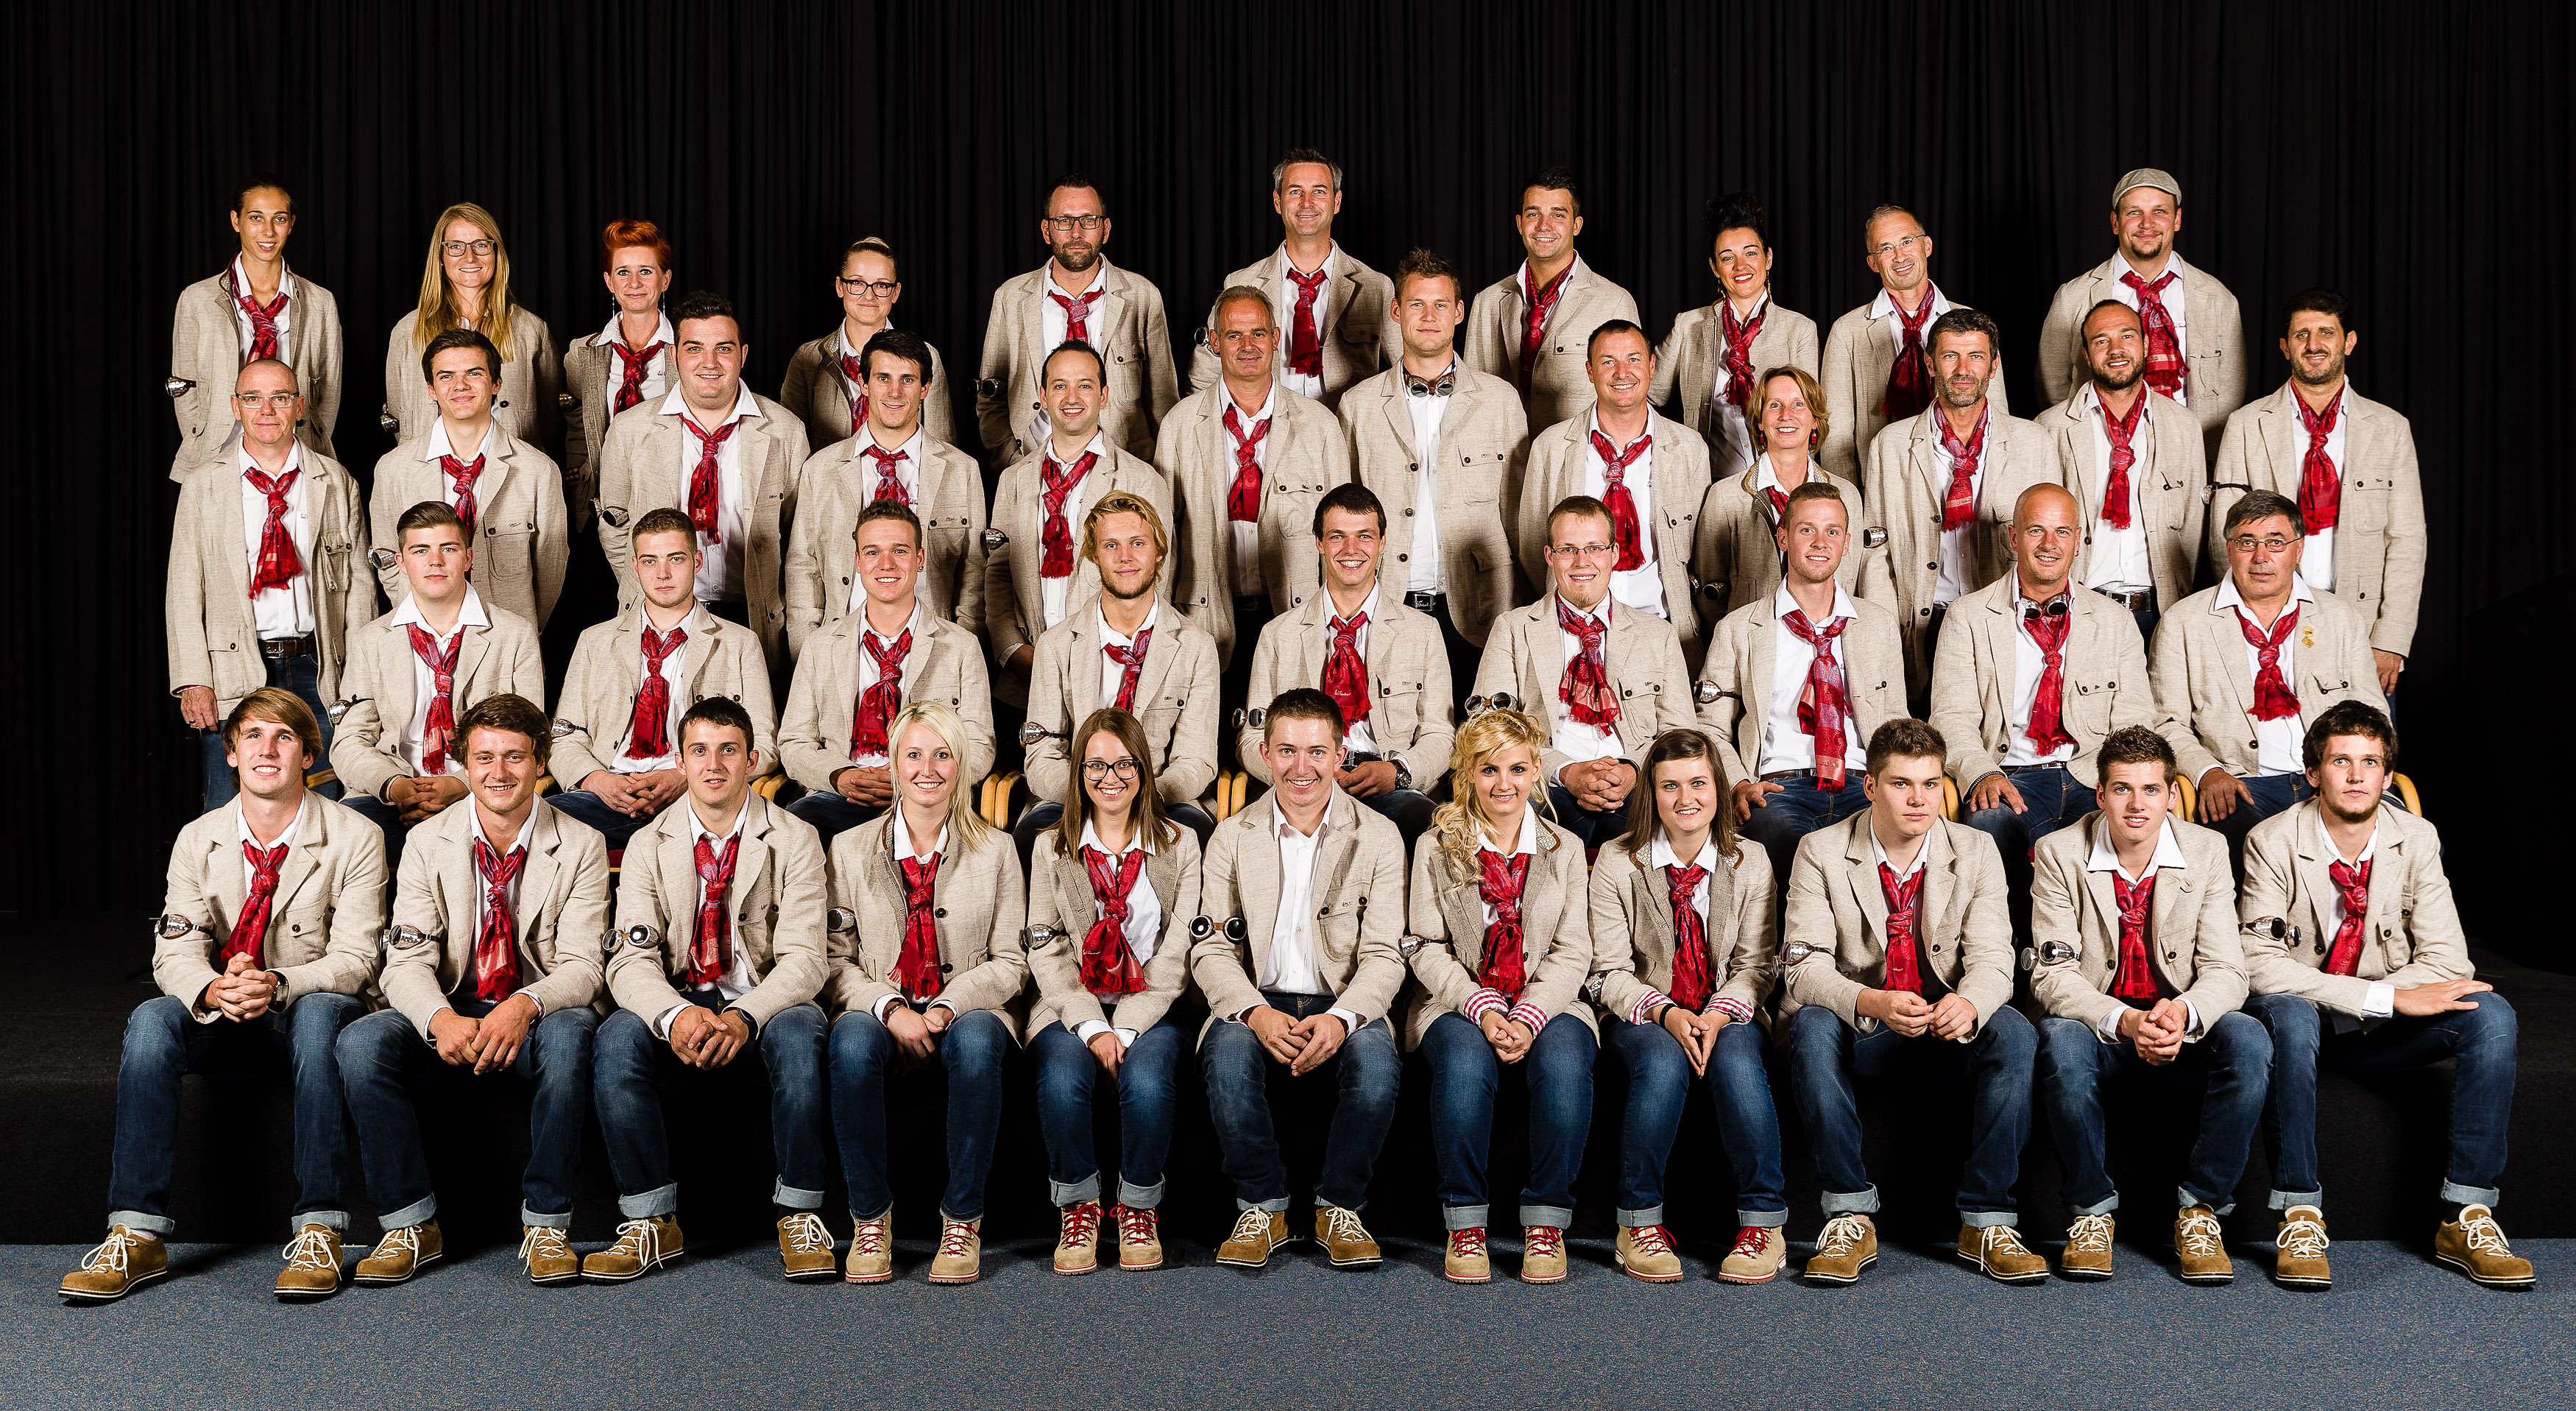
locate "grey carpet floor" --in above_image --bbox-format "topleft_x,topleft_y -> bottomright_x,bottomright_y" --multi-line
4,1235 -> 2567,1410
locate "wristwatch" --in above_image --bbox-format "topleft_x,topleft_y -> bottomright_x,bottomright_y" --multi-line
1392,760 -> 1412,792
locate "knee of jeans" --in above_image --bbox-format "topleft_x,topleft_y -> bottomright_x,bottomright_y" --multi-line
334,1009 -> 411,1072
1785,1003 -> 1844,1055
2247,994 -> 2320,1052
941,1012 -> 1008,1081
1624,1025 -> 1694,1086
2459,991 -> 2518,1046
2036,1015 -> 2098,1065
829,1010 -> 894,1067
1532,1022 -> 1598,1081
2205,1009 -> 2271,1061
1980,1003 -> 2037,1058
123,995 -> 191,1057
1961,805 -> 2019,839
1342,1025 -> 1401,1099
593,1010 -> 659,1072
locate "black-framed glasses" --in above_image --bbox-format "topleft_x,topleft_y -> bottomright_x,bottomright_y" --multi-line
1081,757 -> 1142,781
837,277 -> 898,297
2230,535 -> 2296,554
442,238 -> 497,258
1044,215 -> 1104,233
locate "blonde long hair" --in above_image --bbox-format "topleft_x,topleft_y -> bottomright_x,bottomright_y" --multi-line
888,700 -> 994,852
412,202 -> 520,358
1429,708 -> 1557,880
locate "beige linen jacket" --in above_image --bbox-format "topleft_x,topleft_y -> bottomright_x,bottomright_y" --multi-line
975,260 -> 1181,462
1025,825 -> 1203,1038
166,450 -> 371,713
1775,811 -> 2014,1035
154,795 -> 387,1022
1461,257 -> 1641,430
822,814 -> 1030,1039
1159,381 -> 1352,666
1239,588 -> 1454,787
1340,362 -> 1532,646
167,266 -> 344,478
605,791 -> 831,1033
378,800 -> 610,1036
2028,813 -> 2245,1039
368,422 -> 568,628
551,604 -> 777,789
1189,788 -> 1409,1041
2239,800 -> 2470,1016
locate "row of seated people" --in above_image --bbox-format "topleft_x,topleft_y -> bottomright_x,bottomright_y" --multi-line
69,674 -> 2524,1304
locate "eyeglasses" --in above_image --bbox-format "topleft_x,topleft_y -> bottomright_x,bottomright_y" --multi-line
1551,542 -> 1618,561
1869,233 -> 1925,260
1082,757 -> 1142,781
442,238 -> 497,258
235,392 -> 299,409
2230,535 -> 2297,554
837,277 -> 899,297
1044,215 -> 1104,234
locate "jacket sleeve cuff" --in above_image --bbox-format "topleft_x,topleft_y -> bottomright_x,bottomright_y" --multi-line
1707,996 -> 1755,1025
1627,989 -> 1673,1027
1506,1001 -> 1549,1033
1461,988 -> 1511,1023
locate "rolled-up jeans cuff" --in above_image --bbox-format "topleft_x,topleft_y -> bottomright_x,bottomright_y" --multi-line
378,1195 -> 438,1230
1518,1203 -> 1572,1231
1237,1196 -> 1291,1214
620,1182 -> 680,1220
2268,1188 -> 2324,1213
289,1209 -> 350,1235
1617,1205 -> 1666,1228
520,1204 -> 572,1231
107,1211 -> 176,1238
2177,1186 -> 2233,1217
1959,1209 -> 2019,1229
773,1178 -> 825,1212
1738,1207 -> 1790,1228
1821,1184 -> 1881,1217
1050,1173 -> 1103,1208
1443,1203 -> 1490,1232
1117,1176 -> 1166,1211
2440,1180 -> 2502,1209
2072,1191 -> 2120,1218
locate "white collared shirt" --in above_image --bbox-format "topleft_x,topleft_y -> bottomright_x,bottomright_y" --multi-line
610,604 -> 695,771
1580,411 -> 1666,618
1326,584 -> 1381,757
1221,383 -> 1278,597
229,256 -> 295,362
662,383 -> 761,604
1869,281 -> 1954,356
1931,406 -> 1990,607
1998,591 -> 2080,770
1033,264 -> 1111,450
653,796 -> 757,1037
1515,255 -> 1585,352
1256,805 -> 1351,1035
2318,818 -> 2395,1023
1404,358 -> 1456,593
2103,252 -> 2193,405
1761,581 -> 1867,777
1635,830 -> 1756,1025
1547,595 -> 1623,781
1039,430 -> 1110,629
2295,383 -> 2352,593
2214,573 -> 2317,777
872,807 -> 957,1021
2083,816 -> 2200,1038
595,311 -> 676,406
1275,244 -> 1337,402
239,441 -> 315,639
1072,818 -> 1162,1045
2079,384 -> 2156,594
1870,825 -> 1927,884
847,601 -> 925,768
1095,601 -> 1161,712
386,586 -> 491,779
843,429 -> 930,615
235,794 -> 309,901
1706,294 -> 1769,480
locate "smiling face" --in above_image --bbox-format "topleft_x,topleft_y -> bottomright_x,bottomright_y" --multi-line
1758,373 -> 1816,456
1864,211 -> 1931,294
462,726 -> 541,816
1395,272 -> 1465,361
1042,347 -> 1105,440
1861,752 -> 1945,844
1546,507 -> 1617,611
2083,303 -> 2145,392
1262,713 -> 1345,814
2010,487 -> 2081,598
1585,329 -> 1653,414
1471,743 -> 1540,837
1090,510 -> 1161,603
2095,760 -> 2172,849
673,315 -> 746,415
1652,754 -> 1718,842
2280,308 -> 2354,389
2307,732 -> 2391,826
428,345 -> 495,422
839,247 -> 902,331
1317,505 -> 1384,596
603,244 -> 670,316
1515,185 -> 1582,266
854,515 -> 922,610
441,218 -> 494,293
894,718 -> 960,814
1710,225 -> 1770,305
864,349 -> 924,434
231,186 -> 294,264
680,718 -> 753,813
1274,161 -> 1340,240
1211,295 -> 1277,386
400,522 -> 473,604
1775,493 -> 1850,587
1080,727 -> 1140,818
2112,186 -> 2179,266
227,714 -> 311,803
631,528 -> 699,612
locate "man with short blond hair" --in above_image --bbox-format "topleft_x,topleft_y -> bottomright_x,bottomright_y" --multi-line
1187,149 -> 1398,407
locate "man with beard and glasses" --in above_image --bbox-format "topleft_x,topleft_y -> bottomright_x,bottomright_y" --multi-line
977,173 -> 1180,463
2037,170 -> 2245,460
1187,148 -> 1398,409
1816,205 -> 2007,484
2207,289 -> 2424,700
1462,169 -> 1641,431
2035,302 -> 2206,644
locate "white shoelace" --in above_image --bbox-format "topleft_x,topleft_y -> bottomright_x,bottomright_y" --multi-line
2176,1209 -> 2225,1256
518,1226 -> 570,1263
374,1225 -> 424,1264
2277,1212 -> 2329,1260
1816,1214 -> 1871,1257
2458,1209 -> 2513,1258
281,1226 -> 338,1272
1979,1225 -> 2035,1258
1321,1207 -> 1370,1246
607,1218 -> 665,1266
2067,1214 -> 2115,1253
80,1229 -> 147,1274
1226,1209 -> 1275,1246
779,1212 -> 833,1254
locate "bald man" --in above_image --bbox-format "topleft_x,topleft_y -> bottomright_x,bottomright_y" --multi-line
1929,483 -> 2159,938
2036,302 -> 2207,646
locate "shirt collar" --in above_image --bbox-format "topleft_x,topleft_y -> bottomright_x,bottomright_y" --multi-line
1554,593 -> 1610,629
1869,823 -> 1927,881
239,439 -> 305,480
2121,249 -> 2188,286
864,423 -> 927,467
1521,255 -> 1582,302
1281,243 -> 1337,284
466,801 -> 529,859
598,309 -> 674,349
689,794 -> 748,845
891,806 -> 947,862
1481,806 -> 1540,857
659,381 -> 760,427
1332,583 -> 1381,627
1079,816 -> 1155,858
1586,409 -> 1650,456
1649,832 -> 1720,874
1772,579 -> 1855,623
237,793 -> 310,852
2081,381 -> 2154,422
1228,383 -> 1278,427
2318,816 -> 2377,869
1049,261 -> 1108,300
838,319 -> 897,360
2214,571 -> 2315,614
1869,280 -> 1950,322
422,417 -> 495,462
233,255 -> 294,302
866,599 -> 925,647
1097,600 -> 1160,648
389,583 -> 491,633
1273,791 -> 1334,843
2086,815 -> 2187,881
1048,428 -> 1111,467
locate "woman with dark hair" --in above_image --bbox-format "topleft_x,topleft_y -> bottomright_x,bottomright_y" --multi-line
1590,726 -> 1788,1284
382,202 -> 562,455
1403,708 -> 1596,1286
167,174 -> 344,478
564,219 -> 676,516
1025,707 -> 1202,1275
1652,191 -> 1821,481
778,236 -> 957,448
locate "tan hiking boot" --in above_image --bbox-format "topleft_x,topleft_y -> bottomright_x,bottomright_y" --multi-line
2273,1206 -> 2331,1289
1956,1223 -> 2049,1284
1053,1200 -> 1103,1276
518,1224 -> 579,1284
275,1223 -> 344,1301
2059,1213 -> 2115,1280
353,1220 -> 444,1285
1804,1214 -> 1878,1285
778,1212 -> 838,1282
1719,1224 -> 1788,1284
581,1216 -> 683,1282
2174,1205 -> 2234,1284
1443,1226 -> 1490,1283
1216,1208 -> 1288,1268
929,1217 -> 983,1284
1521,1225 -> 1568,1284
2436,1205 -> 2536,1290
844,1213 -> 893,1284
1616,1223 -> 1683,1282
1315,1206 -> 1383,1268
1114,1204 -> 1164,1270
58,1226 -> 167,1303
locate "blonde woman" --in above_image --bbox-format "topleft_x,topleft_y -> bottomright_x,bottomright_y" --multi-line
1590,727 -> 1788,1285
1692,366 -> 1864,623
1404,707 -> 1595,1285
1652,191 -> 1822,481
822,701 -> 1027,1286
1027,709 -> 1201,1274
778,236 -> 957,449
383,202 -> 562,454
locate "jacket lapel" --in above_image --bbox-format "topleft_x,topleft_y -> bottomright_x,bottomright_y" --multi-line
1243,799 -> 1284,979
1379,377 -> 1418,460
2207,595 -> 2257,719
208,803 -> 252,924
1845,820 -> 1889,944
732,795 -> 774,910
456,618 -> 492,696
1642,855 -> 1679,976
658,810 -> 701,948
2291,814 -> 2339,955
514,806 -> 562,954
1979,590 -> 2014,729
479,425 -> 520,513
269,802 -> 325,913
1133,612 -> 1182,709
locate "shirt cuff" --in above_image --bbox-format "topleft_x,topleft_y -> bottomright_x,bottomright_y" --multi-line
653,1002 -> 687,1040
871,994 -> 902,1022
1506,1001 -> 1549,1034
1074,1019 -> 1113,1044
2095,1008 -> 2126,1043
1462,988 -> 1512,1023
1706,996 -> 1755,1025
2182,999 -> 2203,1036
2362,982 -> 2395,1019
1326,1005 -> 1361,1033
1628,989 -> 1674,1027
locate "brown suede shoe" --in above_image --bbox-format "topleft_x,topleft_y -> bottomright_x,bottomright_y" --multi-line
2174,1205 -> 2234,1284
581,1216 -> 683,1282
1053,1200 -> 1103,1276
353,1220 -> 443,1285
1315,1206 -> 1383,1268
2273,1206 -> 2331,1290
518,1225 -> 580,1284
1521,1225 -> 1568,1284
1804,1214 -> 1878,1285
275,1223 -> 345,1301
843,1214 -> 893,1284
929,1217 -> 983,1284
1443,1227 -> 1490,1284
1217,1209 -> 1288,1269
2435,1205 -> 2536,1290
778,1212 -> 838,1282
1719,1225 -> 1788,1284
1956,1223 -> 2050,1284
1114,1204 -> 1164,1271
58,1227 -> 167,1304
2059,1214 -> 2115,1280
1616,1223 -> 1684,1283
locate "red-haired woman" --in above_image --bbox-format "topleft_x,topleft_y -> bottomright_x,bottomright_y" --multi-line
564,219 -> 676,518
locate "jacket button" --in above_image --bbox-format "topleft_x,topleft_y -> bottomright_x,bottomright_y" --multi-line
1404,507 -> 1414,515
935,908 -> 947,918
940,962 -> 954,972
1318,907 -> 1330,918
1397,553 -> 1409,561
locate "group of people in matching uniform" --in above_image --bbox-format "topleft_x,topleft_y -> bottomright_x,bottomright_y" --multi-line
77,152 -> 2525,1306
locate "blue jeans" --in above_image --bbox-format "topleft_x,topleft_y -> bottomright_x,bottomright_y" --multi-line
200,652 -> 336,810
1030,1016 -> 1183,1209
2035,1011 -> 2272,1216
106,991 -> 363,1237
1420,1011 -> 1594,1230
829,1005 -> 1011,1223
2244,991 -> 2517,1210
1783,1002 -> 2037,1224
785,791 -> 882,848
1607,1016 -> 1788,1227
1545,783 -> 1632,848
592,999 -> 832,1217
336,1001 -> 597,1228
1738,774 -> 1870,894
1962,765 -> 2095,940
1354,782 -> 1437,853
1199,991 -> 1401,1212
545,788 -> 657,851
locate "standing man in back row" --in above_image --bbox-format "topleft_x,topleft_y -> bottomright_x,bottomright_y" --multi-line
1816,204 -> 2006,484
1188,148 -> 1397,409
1463,169 -> 1640,432
2036,169 -> 2244,459
977,174 -> 1181,464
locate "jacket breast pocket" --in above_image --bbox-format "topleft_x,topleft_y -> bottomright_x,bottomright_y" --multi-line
1454,448 -> 1508,504
1317,897 -> 1364,961
2342,476 -> 2394,532
317,542 -> 352,593
1139,697 -> 1186,749
2070,675 -> 2120,731
276,900 -> 334,964
1377,680 -> 1426,742
481,521 -> 537,580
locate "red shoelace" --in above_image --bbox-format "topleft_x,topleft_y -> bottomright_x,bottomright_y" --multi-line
1059,1200 -> 1102,1248
938,1221 -> 977,1258
1630,1223 -> 1677,1257
1451,1226 -> 1488,1259
1115,1205 -> 1158,1245
1729,1225 -> 1770,1261
1525,1226 -> 1563,1259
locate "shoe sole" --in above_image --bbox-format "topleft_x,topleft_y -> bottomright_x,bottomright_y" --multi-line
1802,1252 -> 1877,1286
1954,1249 -> 2050,1284
2179,1265 -> 2236,1285
1214,1249 -> 1273,1269
2435,1253 -> 2537,1290
580,1252 -> 679,1283
927,1270 -> 981,1284
843,1267 -> 894,1284
1052,1256 -> 1100,1276
1615,1249 -> 1685,1284
783,1265 -> 841,1283
1118,1253 -> 1164,1271
1716,1265 -> 1782,1284
2057,1263 -> 2115,1281
57,1265 -> 168,1303
1519,1267 -> 1567,1284
2273,1270 -> 2332,1290
274,1281 -> 343,1302
1326,1252 -> 1384,1269
1445,1267 -> 1492,1284
353,1250 -> 445,1286
528,1267 -> 583,1286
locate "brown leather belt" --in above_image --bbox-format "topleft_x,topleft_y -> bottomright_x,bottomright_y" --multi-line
1760,768 -> 1816,782
2094,587 -> 2154,609
259,634 -> 316,659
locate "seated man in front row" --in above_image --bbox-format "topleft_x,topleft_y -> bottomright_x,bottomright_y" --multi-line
1193,690 -> 1408,1273
60,688 -> 384,1304
2239,702 -> 2533,1291
1241,482 -> 1453,848
1471,494 -> 1696,846
1777,718 -> 2045,1287
2028,725 -> 2270,1285
336,693 -> 611,1289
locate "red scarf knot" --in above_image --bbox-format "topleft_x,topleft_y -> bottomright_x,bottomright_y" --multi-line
1587,426 -> 1651,571
1936,410 -> 1988,531
406,623 -> 464,776
1780,609 -> 1853,791
1878,862 -> 1925,995
1038,450 -> 1097,579
1285,265 -> 1328,378
2237,606 -> 2302,723
2022,597 -> 2076,756
1474,848 -> 1532,1000
851,628 -> 912,760
1665,861 -> 1713,1012
2119,270 -> 2187,401
224,841 -> 290,968
244,467 -> 305,597
1323,611 -> 1370,730
1555,598 -> 1619,730
2109,870 -> 2161,1002
681,414 -> 740,542
612,340 -> 665,415
1078,844 -> 1150,996
689,831 -> 740,986
2324,858 -> 2372,977
470,837 -> 525,1002
1222,405 -> 1270,523
894,850 -> 944,1002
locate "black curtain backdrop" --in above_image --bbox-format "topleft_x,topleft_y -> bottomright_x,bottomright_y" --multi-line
17,1 -> 2567,930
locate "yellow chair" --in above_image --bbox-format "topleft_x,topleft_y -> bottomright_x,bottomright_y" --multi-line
752,774 -> 785,802
305,768 -> 339,791
1940,774 -> 1961,821
2395,773 -> 2424,818
2173,770 -> 2196,821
